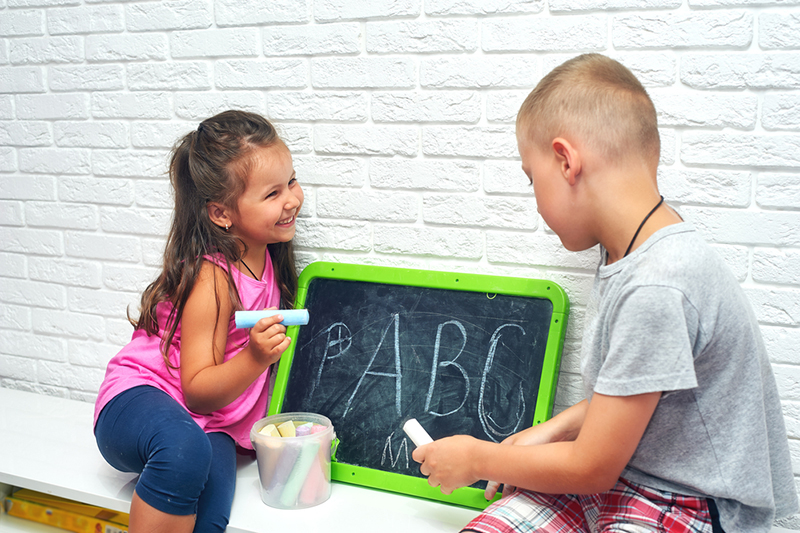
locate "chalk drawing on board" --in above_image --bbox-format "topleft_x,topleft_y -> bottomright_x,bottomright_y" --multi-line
309,322 -> 352,402
479,323 -> 527,441
381,432 -> 409,470
280,277 -> 553,478
425,320 -> 470,418
269,262 -> 569,510
343,313 -> 402,419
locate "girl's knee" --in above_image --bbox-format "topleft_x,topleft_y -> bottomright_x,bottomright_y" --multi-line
156,421 -> 213,475
140,422 -> 215,509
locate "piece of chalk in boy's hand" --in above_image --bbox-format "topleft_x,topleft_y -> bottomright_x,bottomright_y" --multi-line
403,418 -> 433,447
234,309 -> 309,328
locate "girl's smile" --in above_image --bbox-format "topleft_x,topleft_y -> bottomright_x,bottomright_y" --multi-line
276,214 -> 296,227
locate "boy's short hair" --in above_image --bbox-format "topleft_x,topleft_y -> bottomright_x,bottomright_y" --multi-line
517,53 -> 660,166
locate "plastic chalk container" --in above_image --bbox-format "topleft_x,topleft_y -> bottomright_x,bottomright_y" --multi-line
250,412 -> 336,509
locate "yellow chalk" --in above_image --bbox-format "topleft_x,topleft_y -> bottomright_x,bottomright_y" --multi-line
259,423 -> 281,437
277,420 -> 296,437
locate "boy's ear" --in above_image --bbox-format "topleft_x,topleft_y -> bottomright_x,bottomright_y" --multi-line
552,138 -> 581,186
207,201 -> 232,230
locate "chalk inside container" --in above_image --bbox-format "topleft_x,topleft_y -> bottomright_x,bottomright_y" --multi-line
250,412 -> 336,510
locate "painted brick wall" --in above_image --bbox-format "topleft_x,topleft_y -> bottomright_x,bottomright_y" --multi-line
1,0 -> 799,524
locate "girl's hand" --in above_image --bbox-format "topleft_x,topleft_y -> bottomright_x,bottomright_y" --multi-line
412,435 -> 481,495
248,307 -> 291,366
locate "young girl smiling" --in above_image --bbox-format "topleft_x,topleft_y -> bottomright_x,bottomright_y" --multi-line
94,110 -> 303,533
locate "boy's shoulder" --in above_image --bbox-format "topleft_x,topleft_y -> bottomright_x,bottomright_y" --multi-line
601,222 -> 749,322
619,223 -> 731,287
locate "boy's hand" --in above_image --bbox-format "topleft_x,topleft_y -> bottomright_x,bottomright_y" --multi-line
248,308 -> 290,366
412,435 -> 481,495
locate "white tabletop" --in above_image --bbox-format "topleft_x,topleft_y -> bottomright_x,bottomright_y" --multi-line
0,387 -> 477,532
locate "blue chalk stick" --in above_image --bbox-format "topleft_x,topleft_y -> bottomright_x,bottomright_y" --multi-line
235,309 -> 309,328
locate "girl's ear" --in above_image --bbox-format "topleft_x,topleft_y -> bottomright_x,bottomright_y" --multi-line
207,202 -> 232,231
551,138 -> 582,186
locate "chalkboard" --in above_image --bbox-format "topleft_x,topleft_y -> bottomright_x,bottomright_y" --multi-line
268,262 -> 568,509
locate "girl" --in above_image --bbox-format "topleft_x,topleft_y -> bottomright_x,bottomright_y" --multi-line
93,110 -> 304,533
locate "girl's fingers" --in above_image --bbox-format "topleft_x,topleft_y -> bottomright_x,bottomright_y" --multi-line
252,320 -> 287,342
274,335 -> 291,352
264,333 -> 288,350
255,315 -> 284,331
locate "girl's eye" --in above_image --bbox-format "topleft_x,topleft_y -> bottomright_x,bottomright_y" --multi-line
266,191 -> 278,199
289,177 -> 298,186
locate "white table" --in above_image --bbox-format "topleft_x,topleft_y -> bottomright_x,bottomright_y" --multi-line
3,387 -> 794,533
0,387 -> 477,532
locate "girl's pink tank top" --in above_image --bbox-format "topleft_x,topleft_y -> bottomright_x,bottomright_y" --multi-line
93,250 -> 280,448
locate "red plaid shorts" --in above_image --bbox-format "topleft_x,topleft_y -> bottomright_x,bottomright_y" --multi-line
463,477 -> 715,533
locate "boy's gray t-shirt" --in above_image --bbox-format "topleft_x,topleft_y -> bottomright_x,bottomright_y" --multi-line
581,222 -> 797,532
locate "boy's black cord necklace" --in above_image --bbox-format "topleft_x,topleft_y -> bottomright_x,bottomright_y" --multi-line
623,195 -> 664,258
239,258 -> 260,281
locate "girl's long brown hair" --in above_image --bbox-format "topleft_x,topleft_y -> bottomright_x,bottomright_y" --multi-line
130,110 -> 299,368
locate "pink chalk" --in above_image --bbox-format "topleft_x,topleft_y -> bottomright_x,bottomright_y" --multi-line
310,424 -> 327,434
299,455 -> 327,505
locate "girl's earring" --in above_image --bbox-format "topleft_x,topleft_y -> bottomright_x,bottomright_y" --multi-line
225,223 -> 229,232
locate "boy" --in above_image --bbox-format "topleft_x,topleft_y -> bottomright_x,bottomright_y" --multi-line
412,54 -> 798,532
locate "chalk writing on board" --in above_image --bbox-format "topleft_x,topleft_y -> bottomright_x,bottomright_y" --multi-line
304,314 -> 529,441
425,320 -> 470,417
281,277 -> 553,481
479,324 -> 527,440
381,432 -> 409,470
310,322 -> 352,401
343,313 -> 402,419
309,317 -> 528,430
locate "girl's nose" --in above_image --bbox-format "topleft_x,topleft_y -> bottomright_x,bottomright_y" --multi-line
285,190 -> 301,210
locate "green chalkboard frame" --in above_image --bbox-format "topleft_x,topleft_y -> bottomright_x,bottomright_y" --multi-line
267,261 -> 569,509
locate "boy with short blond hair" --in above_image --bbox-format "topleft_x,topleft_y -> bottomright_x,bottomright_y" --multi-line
413,54 -> 797,532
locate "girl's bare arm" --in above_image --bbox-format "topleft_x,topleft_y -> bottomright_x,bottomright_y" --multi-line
179,262 -> 290,414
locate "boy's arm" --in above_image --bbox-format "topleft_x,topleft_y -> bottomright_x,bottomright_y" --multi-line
483,399 -> 589,499
413,391 -> 661,495
502,399 -> 588,447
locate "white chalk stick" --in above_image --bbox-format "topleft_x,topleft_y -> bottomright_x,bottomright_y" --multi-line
403,418 -> 433,447
235,309 -> 309,328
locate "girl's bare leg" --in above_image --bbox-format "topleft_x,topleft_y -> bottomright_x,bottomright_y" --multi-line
128,490 -> 195,533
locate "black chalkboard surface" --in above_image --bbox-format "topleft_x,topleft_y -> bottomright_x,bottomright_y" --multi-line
268,262 -> 568,509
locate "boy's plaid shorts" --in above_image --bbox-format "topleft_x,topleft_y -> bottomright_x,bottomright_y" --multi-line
462,477 -> 716,533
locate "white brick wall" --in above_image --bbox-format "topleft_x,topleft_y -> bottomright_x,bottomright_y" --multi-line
1,0 -> 799,525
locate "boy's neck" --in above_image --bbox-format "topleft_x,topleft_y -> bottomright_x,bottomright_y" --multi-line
600,194 -> 682,265
586,164 -> 681,265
